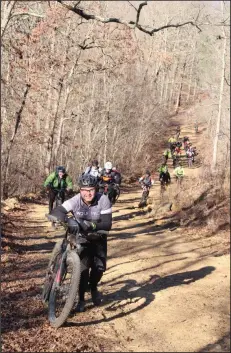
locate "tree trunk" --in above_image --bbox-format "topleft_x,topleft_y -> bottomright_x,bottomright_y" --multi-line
2,84 -> 31,199
103,111 -> 110,164
1,1 -> 17,38
212,1 -> 227,171
174,58 -> 186,114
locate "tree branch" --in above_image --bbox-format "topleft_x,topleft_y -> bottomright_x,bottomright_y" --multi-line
224,75 -> 230,86
135,1 -> 147,28
9,12 -> 45,19
127,1 -> 138,12
56,0 -> 202,35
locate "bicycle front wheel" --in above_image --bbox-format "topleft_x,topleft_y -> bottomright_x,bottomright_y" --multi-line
48,250 -> 80,328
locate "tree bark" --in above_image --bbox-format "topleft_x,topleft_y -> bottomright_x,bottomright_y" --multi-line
212,1 -> 227,171
1,1 -> 17,38
3,84 -> 31,199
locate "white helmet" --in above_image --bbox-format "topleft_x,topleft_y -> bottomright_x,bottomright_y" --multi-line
104,161 -> 112,170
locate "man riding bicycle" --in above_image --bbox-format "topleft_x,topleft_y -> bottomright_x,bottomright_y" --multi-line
138,170 -> 153,207
139,170 -> 153,189
44,166 -> 73,213
174,162 -> 184,185
84,159 -> 101,179
163,149 -> 171,163
158,163 -> 171,185
48,173 -> 112,313
99,162 -> 120,204
175,125 -> 181,140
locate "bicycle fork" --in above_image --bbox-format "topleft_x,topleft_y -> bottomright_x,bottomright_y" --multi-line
54,252 -> 67,286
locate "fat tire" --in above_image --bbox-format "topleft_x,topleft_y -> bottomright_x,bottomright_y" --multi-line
48,251 -> 80,328
42,241 -> 64,303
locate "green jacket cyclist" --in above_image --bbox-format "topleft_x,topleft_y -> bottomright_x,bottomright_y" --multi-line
44,166 -> 73,213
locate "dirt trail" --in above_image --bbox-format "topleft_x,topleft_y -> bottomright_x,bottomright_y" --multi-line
2,114 -> 230,352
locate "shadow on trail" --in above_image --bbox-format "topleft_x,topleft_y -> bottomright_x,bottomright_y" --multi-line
116,197 -> 140,204
112,210 -> 146,222
198,332 -> 230,352
111,219 -> 179,235
1,239 -> 59,255
66,266 -> 215,327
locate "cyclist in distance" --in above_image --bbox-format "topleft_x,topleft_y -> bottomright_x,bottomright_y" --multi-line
44,166 -> 73,213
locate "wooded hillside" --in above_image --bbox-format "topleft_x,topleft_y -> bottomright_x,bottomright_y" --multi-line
1,1 -> 230,198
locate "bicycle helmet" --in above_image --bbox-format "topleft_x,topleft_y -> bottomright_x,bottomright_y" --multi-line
56,166 -> 66,173
78,173 -> 98,188
104,161 -> 112,170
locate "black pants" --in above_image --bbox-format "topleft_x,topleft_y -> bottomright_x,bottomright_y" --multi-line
48,189 -> 65,213
159,172 -> 171,184
67,218 -> 107,301
99,183 -> 117,203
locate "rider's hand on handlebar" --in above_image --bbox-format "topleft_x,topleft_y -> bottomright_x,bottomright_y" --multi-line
46,214 -> 60,224
77,219 -> 97,232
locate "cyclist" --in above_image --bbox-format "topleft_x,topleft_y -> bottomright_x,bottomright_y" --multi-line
186,149 -> 193,168
174,162 -> 184,185
139,170 -> 153,188
112,166 -> 122,185
174,144 -> 182,157
172,151 -> 180,168
138,170 -> 153,207
176,125 -> 181,140
44,166 -> 73,213
48,173 -> 112,312
163,149 -> 171,163
99,162 -> 119,204
158,163 -> 171,186
191,146 -> 198,163
84,159 -> 101,179
183,136 -> 190,150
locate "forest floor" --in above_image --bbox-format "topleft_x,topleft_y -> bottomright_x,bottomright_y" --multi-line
1,112 -> 230,352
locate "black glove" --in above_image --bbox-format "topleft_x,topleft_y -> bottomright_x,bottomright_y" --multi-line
77,219 -> 97,232
46,214 -> 60,223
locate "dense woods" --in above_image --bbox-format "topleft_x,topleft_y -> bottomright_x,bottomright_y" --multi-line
1,1 -> 230,198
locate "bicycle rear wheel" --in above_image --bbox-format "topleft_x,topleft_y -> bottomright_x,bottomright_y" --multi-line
138,191 -> 148,208
48,250 -> 80,328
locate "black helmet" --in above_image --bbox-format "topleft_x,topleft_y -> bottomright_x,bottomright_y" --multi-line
56,166 -> 66,173
145,170 -> 151,176
78,174 -> 98,188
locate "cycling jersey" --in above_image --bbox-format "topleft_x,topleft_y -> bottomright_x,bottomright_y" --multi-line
62,193 -> 112,221
139,175 -> 152,187
174,167 -> 184,177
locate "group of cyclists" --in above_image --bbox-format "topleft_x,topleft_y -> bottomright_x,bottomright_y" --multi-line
43,159 -> 122,312
138,124 -> 199,205
44,160 -> 122,213
43,122 -> 198,313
